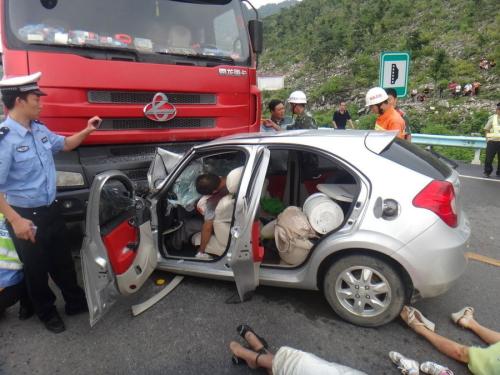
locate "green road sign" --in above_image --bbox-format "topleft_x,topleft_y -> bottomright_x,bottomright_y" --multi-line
379,52 -> 410,97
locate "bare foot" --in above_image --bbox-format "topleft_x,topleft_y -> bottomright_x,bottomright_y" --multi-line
457,309 -> 474,329
230,341 -> 258,369
244,330 -> 268,353
400,306 -> 429,334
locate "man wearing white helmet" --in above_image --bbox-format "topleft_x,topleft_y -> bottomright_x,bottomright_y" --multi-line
365,87 -> 405,139
287,90 -> 317,130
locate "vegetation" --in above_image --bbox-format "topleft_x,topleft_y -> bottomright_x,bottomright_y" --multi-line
259,0 -> 499,160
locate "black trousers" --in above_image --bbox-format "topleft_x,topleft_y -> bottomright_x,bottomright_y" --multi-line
0,279 -> 32,313
7,203 -> 86,321
484,140 -> 500,175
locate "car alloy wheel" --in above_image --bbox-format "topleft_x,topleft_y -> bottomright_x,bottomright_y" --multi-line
323,254 -> 406,327
335,265 -> 391,317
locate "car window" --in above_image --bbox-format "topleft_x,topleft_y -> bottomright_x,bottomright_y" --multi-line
379,139 -> 452,180
167,150 -> 246,210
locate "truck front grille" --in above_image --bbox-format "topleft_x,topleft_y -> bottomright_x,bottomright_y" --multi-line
88,91 -> 216,105
99,118 -> 215,130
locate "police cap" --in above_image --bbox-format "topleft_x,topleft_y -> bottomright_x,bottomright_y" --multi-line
0,72 -> 47,96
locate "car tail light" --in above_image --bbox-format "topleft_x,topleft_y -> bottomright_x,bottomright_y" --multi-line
413,180 -> 457,227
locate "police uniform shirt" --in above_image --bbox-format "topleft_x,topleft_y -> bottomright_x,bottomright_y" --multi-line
0,117 -> 65,208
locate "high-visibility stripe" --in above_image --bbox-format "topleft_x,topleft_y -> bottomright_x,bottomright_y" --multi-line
0,260 -> 22,270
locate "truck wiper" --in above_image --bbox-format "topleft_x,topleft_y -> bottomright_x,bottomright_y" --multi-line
28,42 -> 139,57
154,50 -> 235,64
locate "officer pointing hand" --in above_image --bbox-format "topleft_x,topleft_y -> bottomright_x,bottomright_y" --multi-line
0,72 -> 99,333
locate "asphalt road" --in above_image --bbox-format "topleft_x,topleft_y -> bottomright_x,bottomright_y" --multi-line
1,163 -> 499,375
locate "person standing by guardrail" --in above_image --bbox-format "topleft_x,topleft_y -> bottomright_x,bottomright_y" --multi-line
386,88 -> 411,142
286,91 -> 317,130
365,87 -> 405,139
483,102 -> 500,178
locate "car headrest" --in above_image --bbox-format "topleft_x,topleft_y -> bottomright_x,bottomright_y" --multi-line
226,166 -> 244,194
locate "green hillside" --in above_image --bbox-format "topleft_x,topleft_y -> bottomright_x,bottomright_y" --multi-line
259,0 -> 499,157
258,0 -> 299,18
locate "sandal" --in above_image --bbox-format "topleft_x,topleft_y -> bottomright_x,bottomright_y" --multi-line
231,346 -> 267,365
451,306 -> 474,327
236,324 -> 269,351
401,306 -> 435,332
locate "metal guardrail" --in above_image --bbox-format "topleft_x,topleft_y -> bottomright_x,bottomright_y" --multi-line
411,134 -> 487,165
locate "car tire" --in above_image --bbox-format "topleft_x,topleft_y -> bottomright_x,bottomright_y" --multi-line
323,254 -> 406,327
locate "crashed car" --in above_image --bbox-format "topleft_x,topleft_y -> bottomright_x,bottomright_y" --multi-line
81,130 -> 470,327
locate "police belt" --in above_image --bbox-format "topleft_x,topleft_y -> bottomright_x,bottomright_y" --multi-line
11,201 -> 59,216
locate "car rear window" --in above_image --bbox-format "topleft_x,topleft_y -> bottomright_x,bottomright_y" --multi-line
379,139 -> 452,179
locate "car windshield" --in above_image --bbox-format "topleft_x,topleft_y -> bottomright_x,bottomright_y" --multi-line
6,0 -> 250,64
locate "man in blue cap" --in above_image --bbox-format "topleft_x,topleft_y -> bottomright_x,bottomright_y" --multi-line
0,72 -> 102,333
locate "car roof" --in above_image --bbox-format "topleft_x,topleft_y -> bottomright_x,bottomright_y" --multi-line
199,129 -> 396,152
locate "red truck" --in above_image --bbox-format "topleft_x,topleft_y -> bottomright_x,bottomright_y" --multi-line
0,0 -> 262,220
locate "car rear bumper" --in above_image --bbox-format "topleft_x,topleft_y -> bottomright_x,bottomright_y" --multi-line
393,212 -> 471,299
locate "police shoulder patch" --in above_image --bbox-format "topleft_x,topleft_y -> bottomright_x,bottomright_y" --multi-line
0,126 -> 10,141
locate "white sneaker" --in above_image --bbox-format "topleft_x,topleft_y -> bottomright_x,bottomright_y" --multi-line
389,351 -> 420,375
195,252 -> 213,260
420,361 -> 454,375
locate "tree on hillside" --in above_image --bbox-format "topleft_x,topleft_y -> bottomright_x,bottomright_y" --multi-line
429,49 -> 451,96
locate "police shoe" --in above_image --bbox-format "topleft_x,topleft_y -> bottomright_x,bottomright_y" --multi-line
43,312 -> 66,334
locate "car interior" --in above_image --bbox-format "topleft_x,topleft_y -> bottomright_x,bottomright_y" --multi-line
156,147 -> 360,267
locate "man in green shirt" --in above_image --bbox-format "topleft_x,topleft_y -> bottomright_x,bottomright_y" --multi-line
286,91 -> 317,130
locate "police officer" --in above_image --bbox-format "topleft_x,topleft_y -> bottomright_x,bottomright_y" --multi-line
286,91 -> 317,130
0,72 -> 102,333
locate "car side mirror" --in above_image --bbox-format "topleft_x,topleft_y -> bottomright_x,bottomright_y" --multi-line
248,20 -> 263,54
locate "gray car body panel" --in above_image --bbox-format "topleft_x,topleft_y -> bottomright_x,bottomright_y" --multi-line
83,130 -> 470,326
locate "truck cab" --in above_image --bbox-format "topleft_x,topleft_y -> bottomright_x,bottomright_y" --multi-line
1,0 -> 262,220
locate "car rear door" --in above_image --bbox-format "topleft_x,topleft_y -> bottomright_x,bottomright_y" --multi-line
81,171 -> 157,327
228,147 -> 270,301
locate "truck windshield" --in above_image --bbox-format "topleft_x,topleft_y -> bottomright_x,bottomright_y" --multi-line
6,0 -> 251,65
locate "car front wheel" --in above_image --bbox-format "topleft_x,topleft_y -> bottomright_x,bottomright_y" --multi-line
323,254 -> 406,327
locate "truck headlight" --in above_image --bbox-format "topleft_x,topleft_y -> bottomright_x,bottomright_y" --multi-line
57,171 -> 85,187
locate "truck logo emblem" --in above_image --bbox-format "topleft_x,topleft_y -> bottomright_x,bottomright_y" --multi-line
143,93 -> 177,122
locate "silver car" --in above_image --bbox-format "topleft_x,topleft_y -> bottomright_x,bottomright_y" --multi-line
81,130 -> 470,327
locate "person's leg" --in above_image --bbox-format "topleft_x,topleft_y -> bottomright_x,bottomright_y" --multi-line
7,221 -> 57,321
401,307 -> 470,363
0,283 -> 22,312
495,143 -> 500,175
229,341 -> 274,373
464,319 -> 500,345
45,208 -> 86,313
484,141 -> 495,176
17,279 -> 34,319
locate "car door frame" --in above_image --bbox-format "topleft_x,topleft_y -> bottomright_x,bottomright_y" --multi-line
81,170 -> 157,327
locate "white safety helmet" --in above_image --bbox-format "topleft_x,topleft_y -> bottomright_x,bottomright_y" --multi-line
365,87 -> 389,107
287,90 -> 307,104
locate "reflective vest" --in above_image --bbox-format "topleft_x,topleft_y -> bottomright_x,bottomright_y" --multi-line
486,114 -> 500,141
0,214 -> 22,270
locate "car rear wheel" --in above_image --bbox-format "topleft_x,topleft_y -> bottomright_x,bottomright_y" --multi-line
323,254 -> 406,327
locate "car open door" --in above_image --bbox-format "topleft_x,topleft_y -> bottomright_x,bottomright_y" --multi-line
81,171 -> 157,327
228,147 -> 270,301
